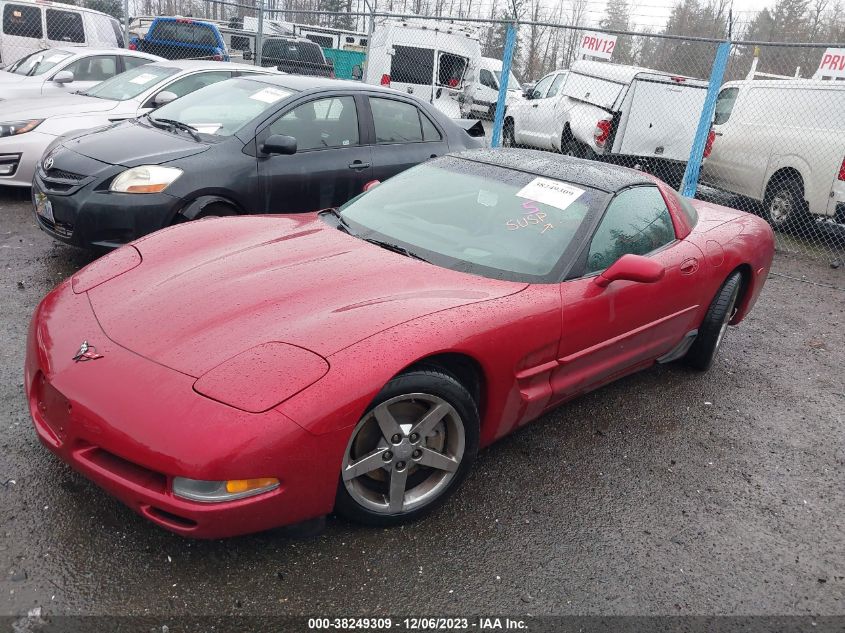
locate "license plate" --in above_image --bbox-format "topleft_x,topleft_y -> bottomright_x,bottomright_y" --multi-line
34,191 -> 55,224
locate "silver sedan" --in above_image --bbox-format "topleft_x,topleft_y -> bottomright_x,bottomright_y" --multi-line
0,48 -> 163,101
0,59 -> 280,186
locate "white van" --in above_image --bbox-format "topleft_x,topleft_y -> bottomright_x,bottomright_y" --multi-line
504,60 -> 709,187
468,56 -> 525,119
0,0 -> 122,67
364,18 -> 480,118
702,79 -> 845,229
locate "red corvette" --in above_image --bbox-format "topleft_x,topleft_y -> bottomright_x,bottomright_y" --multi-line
25,149 -> 774,538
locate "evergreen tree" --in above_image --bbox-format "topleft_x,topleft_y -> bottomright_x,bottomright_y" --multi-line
599,0 -> 633,64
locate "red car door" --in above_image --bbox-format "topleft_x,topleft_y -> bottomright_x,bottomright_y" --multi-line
550,185 -> 704,402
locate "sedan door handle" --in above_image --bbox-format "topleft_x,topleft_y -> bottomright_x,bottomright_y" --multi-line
532,103 -> 538,108
348,161 -> 371,170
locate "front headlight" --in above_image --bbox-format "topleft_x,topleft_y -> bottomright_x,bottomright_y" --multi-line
172,477 -> 280,503
0,119 -> 43,138
110,165 -> 182,194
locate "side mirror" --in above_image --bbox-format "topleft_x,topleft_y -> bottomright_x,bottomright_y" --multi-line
363,179 -> 380,192
52,70 -> 74,84
593,254 -> 665,288
153,91 -> 177,107
242,49 -> 253,61
351,64 -> 363,80
261,134 -> 297,155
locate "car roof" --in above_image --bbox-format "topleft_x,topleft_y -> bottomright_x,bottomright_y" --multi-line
241,73 -> 403,94
149,59 -> 273,72
452,148 -> 654,193
0,0 -> 112,15
52,48 -> 160,58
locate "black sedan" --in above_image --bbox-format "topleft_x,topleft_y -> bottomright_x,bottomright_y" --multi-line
32,75 -> 485,250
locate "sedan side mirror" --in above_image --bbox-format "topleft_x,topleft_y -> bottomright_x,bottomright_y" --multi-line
153,91 -> 177,107
52,70 -> 74,84
261,134 -> 297,155
593,254 -> 665,288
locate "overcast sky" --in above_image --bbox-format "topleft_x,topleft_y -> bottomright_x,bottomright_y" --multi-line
589,0 -> 777,29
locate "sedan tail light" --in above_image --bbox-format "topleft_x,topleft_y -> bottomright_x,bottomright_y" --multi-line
128,41 -> 137,50
380,74 -> 391,86
839,156 -> 845,181
594,118 -> 611,148
704,128 -> 716,158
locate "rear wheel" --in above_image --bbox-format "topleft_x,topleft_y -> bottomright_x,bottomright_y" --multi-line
562,138 -> 593,160
763,175 -> 808,230
685,271 -> 743,371
335,368 -> 479,526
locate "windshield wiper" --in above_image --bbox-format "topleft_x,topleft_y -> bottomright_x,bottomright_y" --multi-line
362,237 -> 429,262
149,117 -> 201,141
320,208 -> 352,233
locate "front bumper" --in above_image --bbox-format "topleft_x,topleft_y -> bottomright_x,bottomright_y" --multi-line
0,130 -> 56,187
32,163 -> 182,250
25,280 -> 345,538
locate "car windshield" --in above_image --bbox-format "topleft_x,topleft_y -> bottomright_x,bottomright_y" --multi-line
83,64 -> 179,101
149,77 -> 296,137
338,158 -> 609,283
6,49 -> 72,76
493,69 -> 520,90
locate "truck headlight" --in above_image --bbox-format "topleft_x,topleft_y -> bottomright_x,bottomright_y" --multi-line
172,477 -> 280,503
0,119 -> 43,137
110,165 -> 182,194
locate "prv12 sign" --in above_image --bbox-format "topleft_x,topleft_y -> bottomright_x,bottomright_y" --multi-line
579,32 -> 617,61
816,48 -> 845,79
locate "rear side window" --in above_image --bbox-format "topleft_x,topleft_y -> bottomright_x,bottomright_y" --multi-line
3,4 -> 42,38
370,97 -> 441,144
270,96 -> 359,151
479,69 -> 497,89
64,55 -> 117,81
390,46 -> 433,85
586,186 -> 675,274
713,87 -> 738,125
46,9 -> 85,43
438,52 -> 467,87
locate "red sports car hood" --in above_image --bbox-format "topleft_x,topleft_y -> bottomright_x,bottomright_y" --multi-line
87,215 -> 526,378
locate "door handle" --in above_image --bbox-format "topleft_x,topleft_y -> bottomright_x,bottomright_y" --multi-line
532,103 -> 538,108
348,161 -> 370,170
680,258 -> 699,274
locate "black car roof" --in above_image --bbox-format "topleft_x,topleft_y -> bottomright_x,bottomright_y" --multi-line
452,148 -> 655,193
245,73 -> 399,95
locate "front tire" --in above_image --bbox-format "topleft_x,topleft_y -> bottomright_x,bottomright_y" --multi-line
335,368 -> 479,526
685,272 -> 743,371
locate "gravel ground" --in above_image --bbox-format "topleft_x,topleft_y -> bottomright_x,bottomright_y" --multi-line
0,186 -> 843,619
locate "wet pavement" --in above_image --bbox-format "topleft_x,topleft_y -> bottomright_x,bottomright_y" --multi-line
1,186 -> 843,617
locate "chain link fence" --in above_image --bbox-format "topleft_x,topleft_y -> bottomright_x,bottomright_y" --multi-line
1,1 -> 843,264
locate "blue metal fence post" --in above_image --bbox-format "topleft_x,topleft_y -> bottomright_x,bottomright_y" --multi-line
680,41 -> 731,197
490,22 -> 517,148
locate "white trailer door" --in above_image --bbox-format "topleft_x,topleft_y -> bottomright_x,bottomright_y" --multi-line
616,78 -> 707,161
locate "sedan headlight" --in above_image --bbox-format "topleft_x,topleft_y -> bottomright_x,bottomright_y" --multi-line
172,477 -> 280,503
0,119 -> 43,138
110,165 -> 182,194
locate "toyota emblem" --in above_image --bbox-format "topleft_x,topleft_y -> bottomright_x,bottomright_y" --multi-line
43,157 -> 54,171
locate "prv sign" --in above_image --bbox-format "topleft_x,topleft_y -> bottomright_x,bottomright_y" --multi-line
579,32 -> 617,61
816,48 -> 845,79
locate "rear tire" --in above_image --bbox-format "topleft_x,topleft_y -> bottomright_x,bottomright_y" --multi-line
763,175 -> 808,231
335,368 -> 479,527
685,272 -> 743,371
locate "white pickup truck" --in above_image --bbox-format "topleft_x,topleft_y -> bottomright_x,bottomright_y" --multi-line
503,60 -> 709,187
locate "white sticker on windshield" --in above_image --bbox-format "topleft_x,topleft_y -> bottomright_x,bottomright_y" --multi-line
130,72 -> 157,85
46,54 -> 67,63
249,87 -> 288,104
516,177 -> 584,211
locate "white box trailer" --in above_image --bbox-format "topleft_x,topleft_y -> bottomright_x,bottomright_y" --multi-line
363,18 -> 481,118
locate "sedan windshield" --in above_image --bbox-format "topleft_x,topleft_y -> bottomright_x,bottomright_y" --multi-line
339,158 -> 609,283
150,78 -> 296,137
83,64 -> 179,101
6,49 -> 72,76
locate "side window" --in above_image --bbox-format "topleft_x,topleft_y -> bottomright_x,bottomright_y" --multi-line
531,73 -> 555,99
122,55 -> 152,72
3,4 -> 42,38
547,73 -> 567,98
269,96 -> 358,151
64,55 -> 117,82
438,53 -> 467,88
46,9 -> 85,43
713,87 -> 739,125
479,69 -> 497,89
162,71 -> 231,99
390,46 -> 434,85
586,187 -> 676,274
371,97 -> 441,144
